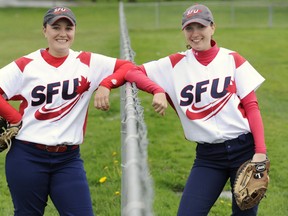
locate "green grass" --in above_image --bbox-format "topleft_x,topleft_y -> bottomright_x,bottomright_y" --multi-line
0,1 -> 288,216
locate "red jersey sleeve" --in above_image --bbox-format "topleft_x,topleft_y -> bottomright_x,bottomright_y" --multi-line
99,59 -> 134,89
0,88 -> 22,124
241,91 -> 266,154
125,66 -> 165,95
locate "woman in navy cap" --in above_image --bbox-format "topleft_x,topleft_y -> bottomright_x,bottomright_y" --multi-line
0,6 -> 134,215
125,4 -> 268,216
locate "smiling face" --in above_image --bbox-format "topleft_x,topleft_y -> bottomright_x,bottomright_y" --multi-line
43,18 -> 75,57
183,22 -> 215,51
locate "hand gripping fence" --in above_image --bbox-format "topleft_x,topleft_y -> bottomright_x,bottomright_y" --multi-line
119,2 -> 154,216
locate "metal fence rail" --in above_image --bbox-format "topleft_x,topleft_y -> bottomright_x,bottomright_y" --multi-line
119,2 -> 154,216
124,1 -> 288,29
0,0 -> 76,7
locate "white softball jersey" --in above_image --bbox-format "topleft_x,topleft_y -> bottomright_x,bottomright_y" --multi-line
0,49 -> 117,145
143,48 -> 265,144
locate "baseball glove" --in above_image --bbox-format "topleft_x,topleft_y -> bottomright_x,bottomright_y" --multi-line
0,116 -> 21,152
233,159 -> 270,210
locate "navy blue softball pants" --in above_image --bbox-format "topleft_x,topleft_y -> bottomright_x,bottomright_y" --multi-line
177,133 -> 258,216
5,139 -> 94,216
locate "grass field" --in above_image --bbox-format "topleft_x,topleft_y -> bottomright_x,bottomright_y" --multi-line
0,1 -> 288,216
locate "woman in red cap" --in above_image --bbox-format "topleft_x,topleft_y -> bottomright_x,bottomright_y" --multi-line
0,6 -> 133,216
125,4 -> 268,216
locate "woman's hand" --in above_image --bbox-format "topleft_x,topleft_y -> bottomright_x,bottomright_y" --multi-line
10,121 -> 22,127
94,86 -> 111,111
152,93 -> 168,116
251,153 -> 267,162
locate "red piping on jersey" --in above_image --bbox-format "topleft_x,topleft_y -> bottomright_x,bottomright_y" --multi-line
77,51 -> 91,67
15,57 -> 33,72
169,53 -> 185,68
229,52 -> 246,68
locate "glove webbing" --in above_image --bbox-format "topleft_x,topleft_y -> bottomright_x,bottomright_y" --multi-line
0,127 -> 19,152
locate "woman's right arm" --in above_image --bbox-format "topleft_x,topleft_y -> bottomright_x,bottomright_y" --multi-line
0,88 -> 22,124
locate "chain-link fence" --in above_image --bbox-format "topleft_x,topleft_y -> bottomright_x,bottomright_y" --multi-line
119,2 -> 154,216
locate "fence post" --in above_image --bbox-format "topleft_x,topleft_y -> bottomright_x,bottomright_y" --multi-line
119,2 -> 153,215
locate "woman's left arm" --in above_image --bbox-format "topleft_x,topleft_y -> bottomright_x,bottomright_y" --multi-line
241,91 -> 267,162
94,60 -> 134,111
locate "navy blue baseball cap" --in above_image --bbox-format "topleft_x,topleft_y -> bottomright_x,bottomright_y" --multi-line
182,4 -> 214,30
43,7 -> 76,26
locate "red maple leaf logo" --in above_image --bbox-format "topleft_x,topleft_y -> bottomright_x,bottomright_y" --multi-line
226,80 -> 236,94
76,76 -> 91,94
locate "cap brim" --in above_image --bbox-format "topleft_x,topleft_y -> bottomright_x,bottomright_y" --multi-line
48,16 -> 75,26
182,19 -> 211,30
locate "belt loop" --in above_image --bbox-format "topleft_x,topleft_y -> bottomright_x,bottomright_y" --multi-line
239,133 -> 253,142
238,134 -> 247,142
